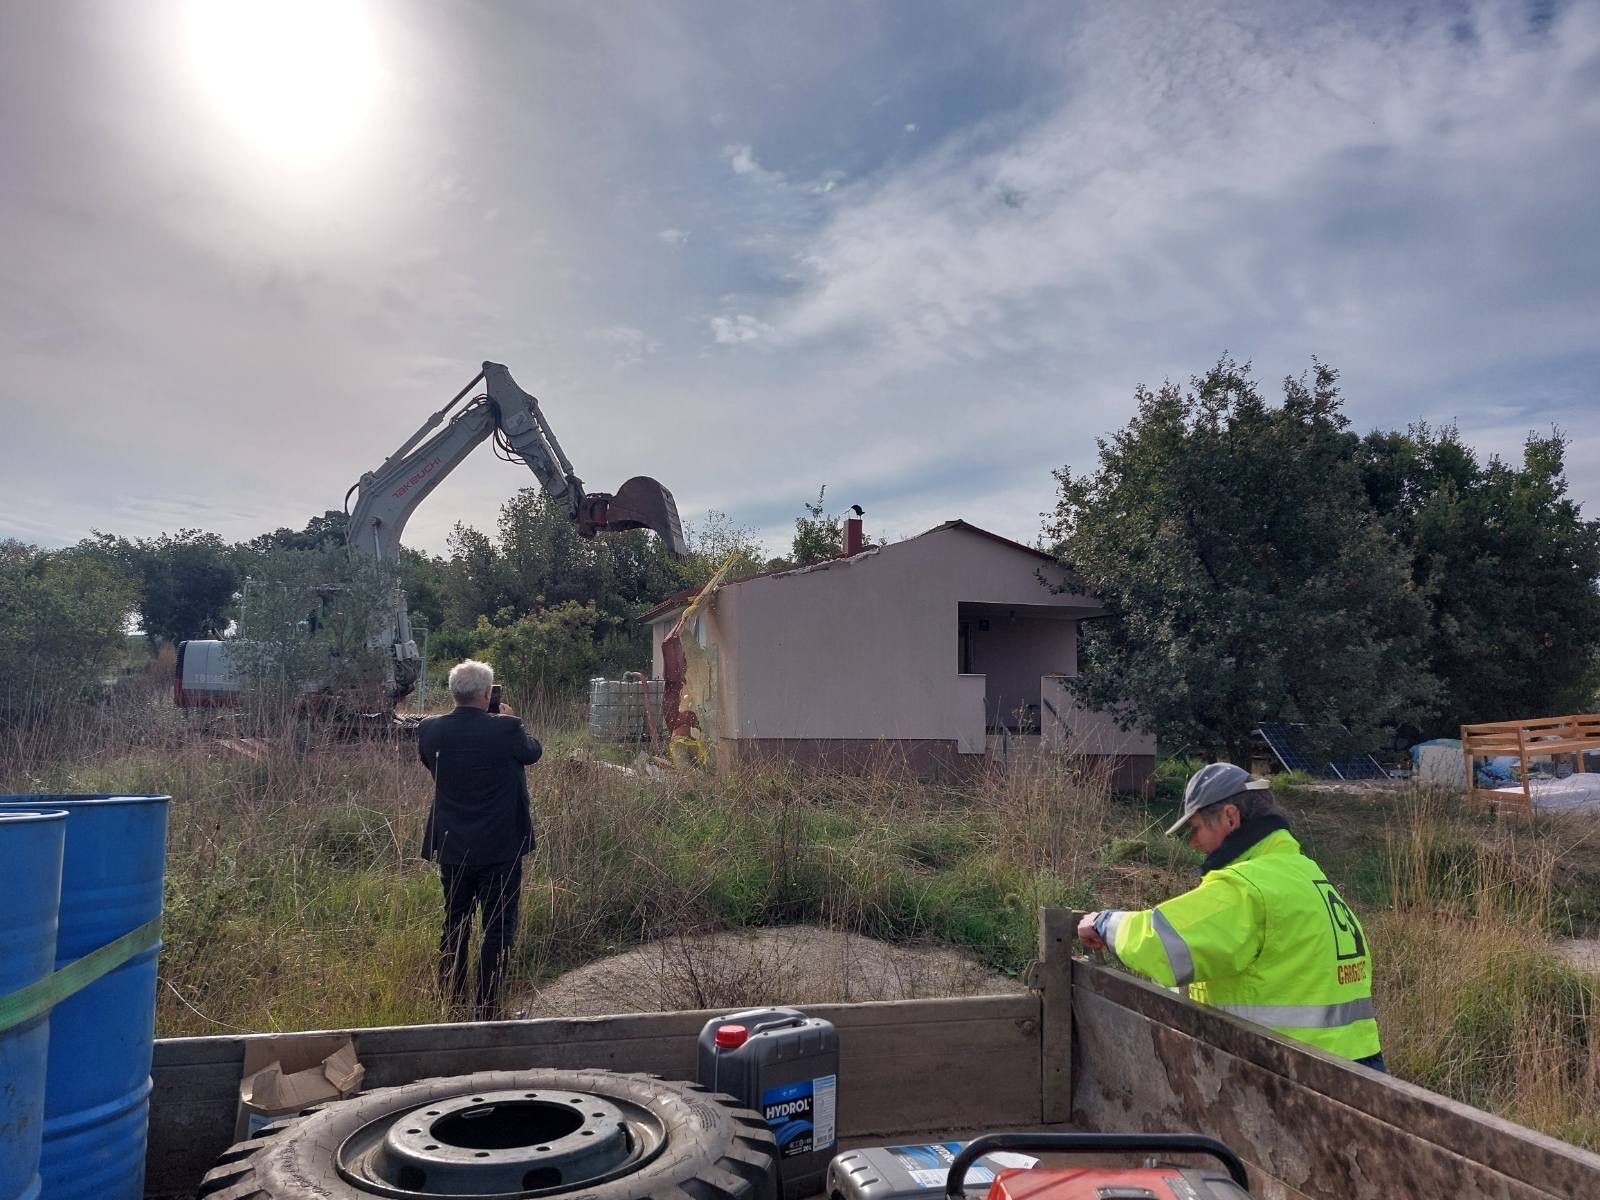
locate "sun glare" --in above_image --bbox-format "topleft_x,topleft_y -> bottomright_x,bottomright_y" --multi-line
185,0 -> 381,170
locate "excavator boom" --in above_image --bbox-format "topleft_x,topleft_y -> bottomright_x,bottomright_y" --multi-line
348,362 -> 687,562
177,362 -> 688,711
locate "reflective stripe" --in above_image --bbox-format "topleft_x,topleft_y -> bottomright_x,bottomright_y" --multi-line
1216,997 -> 1377,1029
1151,908 -> 1195,986
1102,911 -> 1127,965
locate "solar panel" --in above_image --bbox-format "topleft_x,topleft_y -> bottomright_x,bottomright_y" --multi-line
1256,722 -> 1388,780
1257,722 -> 1321,774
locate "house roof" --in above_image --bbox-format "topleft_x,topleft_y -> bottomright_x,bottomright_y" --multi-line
639,519 -> 1064,624
919,519 -> 1059,564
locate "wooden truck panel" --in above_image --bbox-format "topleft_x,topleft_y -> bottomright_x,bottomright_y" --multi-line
144,910 -> 1600,1199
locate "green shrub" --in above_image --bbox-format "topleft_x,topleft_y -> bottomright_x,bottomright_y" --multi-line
1265,768 -> 1319,792
473,600 -> 620,696
0,541 -> 136,723
1151,757 -> 1205,804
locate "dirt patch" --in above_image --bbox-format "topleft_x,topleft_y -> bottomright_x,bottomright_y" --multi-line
512,926 -> 1024,1018
1290,779 -> 1409,795
1555,937 -> 1600,974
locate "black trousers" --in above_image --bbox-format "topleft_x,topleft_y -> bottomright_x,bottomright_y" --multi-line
438,857 -> 522,1018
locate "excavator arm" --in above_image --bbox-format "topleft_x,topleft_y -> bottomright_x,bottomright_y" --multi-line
342,361 -> 686,702
176,363 -> 684,711
346,362 -> 687,562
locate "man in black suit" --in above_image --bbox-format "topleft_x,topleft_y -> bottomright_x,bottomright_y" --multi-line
417,659 -> 543,1018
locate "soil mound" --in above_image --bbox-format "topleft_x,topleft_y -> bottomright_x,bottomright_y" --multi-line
514,925 -> 1023,1017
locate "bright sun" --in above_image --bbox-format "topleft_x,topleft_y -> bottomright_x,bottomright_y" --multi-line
185,0 -> 381,169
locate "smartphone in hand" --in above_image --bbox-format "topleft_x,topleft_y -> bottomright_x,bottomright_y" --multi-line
488,683 -> 503,713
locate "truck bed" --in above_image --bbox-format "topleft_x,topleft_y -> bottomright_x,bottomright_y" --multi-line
146,910 -> 1600,1200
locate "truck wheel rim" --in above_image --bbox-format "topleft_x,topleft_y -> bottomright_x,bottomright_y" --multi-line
334,1089 -> 666,1197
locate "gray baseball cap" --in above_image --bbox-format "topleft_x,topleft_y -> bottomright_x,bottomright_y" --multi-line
1166,762 -> 1271,836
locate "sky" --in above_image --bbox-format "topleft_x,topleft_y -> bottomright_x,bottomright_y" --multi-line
2,0 -> 1597,557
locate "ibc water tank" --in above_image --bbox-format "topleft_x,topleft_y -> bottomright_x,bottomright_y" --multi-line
0,811 -> 66,1200
0,796 -> 168,1200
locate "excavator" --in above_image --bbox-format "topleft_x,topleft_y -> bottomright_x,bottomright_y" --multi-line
175,362 -> 686,711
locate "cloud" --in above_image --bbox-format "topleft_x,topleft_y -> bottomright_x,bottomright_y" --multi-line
766,2 -> 1600,400
722,143 -> 785,186
591,324 -> 661,366
5,1 -> 1597,557
709,313 -> 775,345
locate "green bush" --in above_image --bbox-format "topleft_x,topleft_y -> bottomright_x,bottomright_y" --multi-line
472,600 -> 634,696
0,541 -> 136,723
1266,768 -> 1319,792
1151,757 -> 1204,804
231,545 -> 399,713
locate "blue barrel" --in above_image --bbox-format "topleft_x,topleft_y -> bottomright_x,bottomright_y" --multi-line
0,797 -> 168,1200
0,811 -> 66,1200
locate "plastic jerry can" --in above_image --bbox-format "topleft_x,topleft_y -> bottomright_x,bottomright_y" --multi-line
698,1007 -> 839,1200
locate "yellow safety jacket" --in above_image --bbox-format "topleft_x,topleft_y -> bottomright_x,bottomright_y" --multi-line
1103,825 -> 1380,1061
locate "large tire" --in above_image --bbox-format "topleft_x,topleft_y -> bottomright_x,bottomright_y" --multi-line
197,1069 -> 778,1200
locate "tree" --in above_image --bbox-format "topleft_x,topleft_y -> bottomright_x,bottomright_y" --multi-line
396,546 -> 449,634
240,510 -> 351,558
1046,357 -> 1439,761
0,541 -> 137,722
1357,424 -> 1600,731
681,510 -> 768,586
436,491 -> 692,682
440,522 -> 511,631
471,600 -> 624,695
229,544 -> 400,713
790,485 -> 845,565
92,530 -> 238,651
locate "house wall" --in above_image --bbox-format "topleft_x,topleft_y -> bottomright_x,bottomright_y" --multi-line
690,529 -> 1098,749
650,599 -> 739,739
1041,675 -> 1157,757
967,616 -> 1075,728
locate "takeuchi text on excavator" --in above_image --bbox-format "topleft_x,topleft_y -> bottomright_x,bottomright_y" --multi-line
175,361 -> 686,711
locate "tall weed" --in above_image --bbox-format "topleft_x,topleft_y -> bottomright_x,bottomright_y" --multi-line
4,699 -> 1599,1149
1373,786 -> 1600,1146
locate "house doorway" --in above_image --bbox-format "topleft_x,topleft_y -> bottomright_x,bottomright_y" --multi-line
956,602 -> 1076,732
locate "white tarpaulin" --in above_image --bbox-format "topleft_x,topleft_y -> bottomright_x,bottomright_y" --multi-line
1496,774 -> 1600,812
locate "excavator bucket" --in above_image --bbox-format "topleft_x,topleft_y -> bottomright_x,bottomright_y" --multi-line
578,476 -> 688,558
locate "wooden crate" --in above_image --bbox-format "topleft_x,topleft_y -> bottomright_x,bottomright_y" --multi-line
1460,713 -> 1600,812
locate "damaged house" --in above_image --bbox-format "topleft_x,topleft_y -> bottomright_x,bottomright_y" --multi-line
641,519 -> 1154,790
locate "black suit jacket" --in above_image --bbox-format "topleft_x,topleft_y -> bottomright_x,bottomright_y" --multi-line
417,706 -> 543,866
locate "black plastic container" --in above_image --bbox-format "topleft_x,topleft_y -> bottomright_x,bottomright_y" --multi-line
697,1007 -> 839,1200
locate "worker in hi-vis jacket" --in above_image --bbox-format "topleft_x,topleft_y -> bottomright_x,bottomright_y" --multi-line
1077,762 -> 1384,1070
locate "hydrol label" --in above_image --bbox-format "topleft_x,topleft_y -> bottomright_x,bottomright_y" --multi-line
761,1074 -> 836,1158
886,1143 -> 1038,1190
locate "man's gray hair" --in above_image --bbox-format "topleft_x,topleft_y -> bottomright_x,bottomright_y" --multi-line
448,659 -> 495,704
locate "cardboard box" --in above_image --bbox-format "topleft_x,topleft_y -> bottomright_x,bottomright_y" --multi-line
234,1033 -> 365,1141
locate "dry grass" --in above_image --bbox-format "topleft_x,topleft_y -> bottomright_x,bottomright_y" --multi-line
1367,787 -> 1600,1147
3,683 -> 1599,1149
0,679 -> 1110,1034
